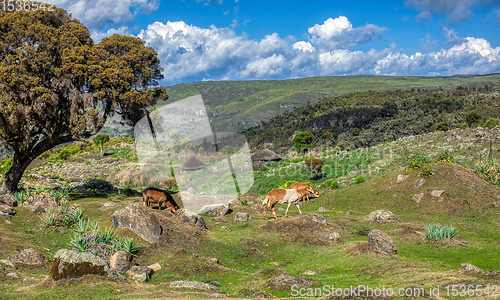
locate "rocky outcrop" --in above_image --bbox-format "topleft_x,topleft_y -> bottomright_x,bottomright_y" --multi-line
0,259 -> 17,270
0,195 -> 17,207
460,263 -> 486,274
266,273 -> 318,290
175,208 -> 207,229
110,203 -> 162,243
307,213 -> 327,225
126,266 -> 153,282
50,249 -> 119,280
362,210 -> 398,222
367,230 -> 397,255
8,248 -> 45,265
170,280 -> 219,290
109,251 -> 132,273
318,231 -> 341,243
198,203 -> 231,216
0,204 -> 15,218
233,212 -> 251,222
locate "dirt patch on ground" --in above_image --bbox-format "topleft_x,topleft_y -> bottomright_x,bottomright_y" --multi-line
162,249 -> 238,278
259,214 -> 341,246
428,237 -> 467,248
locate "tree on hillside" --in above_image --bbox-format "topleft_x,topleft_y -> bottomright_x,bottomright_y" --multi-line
292,131 -> 313,154
0,8 -> 167,193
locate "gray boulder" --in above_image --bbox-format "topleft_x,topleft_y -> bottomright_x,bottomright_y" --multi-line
318,231 -> 341,243
170,280 -> 219,290
415,178 -> 426,188
109,251 -> 132,273
411,193 -> 424,203
397,174 -> 409,183
0,259 -> 17,270
233,212 -> 250,222
362,210 -> 398,222
460,263 -> 486,274
126,266 -> 153,282
0,204 -> 16,218
307,213 -> 327,225
317,207 -> 329,212
9,248 -> 45,265
367,230 -> 397,255
176,208 -> 207,229
198,203 -> 231,216
430,190 -> 446,197
50,249 -> 119,280
110,203 -> 162,243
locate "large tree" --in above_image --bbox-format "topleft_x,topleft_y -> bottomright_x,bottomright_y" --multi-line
0,7 -> 167,193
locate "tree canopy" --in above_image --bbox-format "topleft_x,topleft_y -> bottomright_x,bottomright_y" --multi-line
0,8 -> 167,192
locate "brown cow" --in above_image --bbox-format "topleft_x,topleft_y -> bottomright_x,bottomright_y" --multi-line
290,182 -> 319,201
142,187 -> 179,212
262,186 -> 318,219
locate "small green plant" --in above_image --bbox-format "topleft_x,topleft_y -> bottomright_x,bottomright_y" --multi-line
71,208 -> 84,223
420,166 -> 433,178
331,181 -> 339,189
61,216 -> 73,228
41,212 -> 56,226
48,189 -> 61,203
484,117 -> 500,128
88,220 -> 100,232
33,186 -> 44,194
72,218 -> 88,235
119,182 -> 136,197
12,190 -> 27,204
101,228 -> 117,243
59,201 -> 69,214
114,237 -> 139,255
408,155 -> 431,169
436,150 -> 454,163
425,224 -> 458,245
354,176 -> 365,184
68,234 -> 89,252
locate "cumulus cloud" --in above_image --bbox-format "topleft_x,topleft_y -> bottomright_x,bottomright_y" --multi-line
91,26 -> 131,43
307,16 -> 386,49
136,17 -> 500,84
405,0 -> 500,23
50,0 -> 159,29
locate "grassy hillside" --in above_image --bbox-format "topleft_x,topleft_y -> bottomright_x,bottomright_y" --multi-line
244,85 -> 500,150
1,124 -> 500,299
159,74 -> 500,133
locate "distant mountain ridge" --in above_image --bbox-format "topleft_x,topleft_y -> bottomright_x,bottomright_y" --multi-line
159,74 -> 500,133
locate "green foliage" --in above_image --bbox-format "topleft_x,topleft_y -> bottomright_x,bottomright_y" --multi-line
292,131 -> 313,152
484,118 -> 500,128
420,166 -> 433,178
0,157 -> 13,175
68,235 -> 89,252
88,220 -> 100,232
436,121 -> 449,131
436,150 -> 454,163
465,111 -> 482,126
460,122 -> 469,129
93,134 -> 110,145
118,182 -> 136,196
72,218 -> 88,235
59,202 -> 69,214
354,176 -> 366,184
331,181 -> 339,189
61,217 -> 74,229
99,228 -> 117,244
71,208 -> 85,223
12,190 -> 27,204
114,238 -> 139,255
41,212 -> 56,226
425,224 -> 459,243
408,155 -> 431,169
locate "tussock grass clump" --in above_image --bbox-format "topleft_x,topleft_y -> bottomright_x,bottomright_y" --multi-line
113,237 -> 139,255
41,212 -> 57,226
68,234 -> 90,252
425,224 -> 458,245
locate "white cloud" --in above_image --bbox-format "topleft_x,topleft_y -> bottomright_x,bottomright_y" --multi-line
50,0 -> 159,29
135,17 -> 500,84
307,16 -> 386,49
91,26 -> 131,43
405,0 -> 500,23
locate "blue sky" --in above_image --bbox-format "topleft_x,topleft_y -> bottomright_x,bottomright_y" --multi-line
50,0 -> 500,85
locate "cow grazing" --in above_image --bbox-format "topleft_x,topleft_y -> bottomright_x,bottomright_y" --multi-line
142,187 -> 179,212
262,186 -> 317,219
290,182 -> 320,201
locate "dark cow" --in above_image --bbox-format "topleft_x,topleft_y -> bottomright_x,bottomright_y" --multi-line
142,187 -> 179,212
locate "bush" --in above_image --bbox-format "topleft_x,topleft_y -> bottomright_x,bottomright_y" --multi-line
436,121 -> 449,132
436,150 -> 454,163
408,155 -> 431,169
68,234 -> 89,252
465,111 -> 481,126
420,166 -> 433,178
331,181 -> 339,189
354,176 -> 365,184
484,118 -> 500,128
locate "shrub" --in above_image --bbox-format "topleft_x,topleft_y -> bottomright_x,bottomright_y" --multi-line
114,237 -> 139,255
436,150 -> 454,163
331,181 -> 339,189
354,176 -> 365,184
59,201 -> 69,214
292,131 -> 313,153
71,208 -> 84,223
12,190 -> 27,204
408,155 -> 431,169
72,218 -> 88,235
420,166 -> 433,178
460,122 -> 468,129
484,118 -> 500,128
465,111 -> 481,126
436,121 -> 449,132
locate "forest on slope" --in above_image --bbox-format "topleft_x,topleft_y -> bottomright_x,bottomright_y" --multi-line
243,85 -> 500,151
